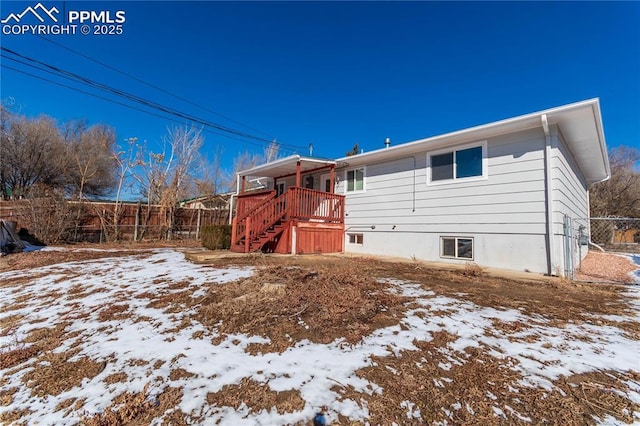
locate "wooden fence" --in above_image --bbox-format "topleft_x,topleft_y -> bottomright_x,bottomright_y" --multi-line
0,200 -> 230,243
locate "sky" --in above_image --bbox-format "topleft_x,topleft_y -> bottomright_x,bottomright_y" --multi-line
1,1 -> 639,173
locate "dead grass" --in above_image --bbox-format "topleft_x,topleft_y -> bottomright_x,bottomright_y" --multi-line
206,378 -> 306,415
351,340 -> 639,425
0,344 -> 40,369
196,263 -> 407,352
97,303 -> 130,322
0,249 -> 140,272
83,386 -> 187,426
0,408 -> 30,425
3,248 -> 639,424
104,372 -> 128,384
22,351 -> 106,397
0,386 -> 17,406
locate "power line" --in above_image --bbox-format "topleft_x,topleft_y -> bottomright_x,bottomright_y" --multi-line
1,63 -> 299,154
1,47 -> 306,153
36,35 -> 277,141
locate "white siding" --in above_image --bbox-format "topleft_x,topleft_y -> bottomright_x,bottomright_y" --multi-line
339,128 -> 550,273
550,126 -> 589,275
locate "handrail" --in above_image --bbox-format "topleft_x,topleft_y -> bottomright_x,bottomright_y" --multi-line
236,190 -> 276,221
244,191 -> 289,247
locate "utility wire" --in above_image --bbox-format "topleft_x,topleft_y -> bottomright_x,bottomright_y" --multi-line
36,35 -> 277,141
1,47 -> 306,153
1,63 -> 300,154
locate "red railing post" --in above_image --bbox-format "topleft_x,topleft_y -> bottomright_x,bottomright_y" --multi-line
231,217 -> 237,247
245,216 -> 251,252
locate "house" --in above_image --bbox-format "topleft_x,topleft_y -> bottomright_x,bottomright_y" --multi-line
232,99 -> 610,277
180,194 -> 232,211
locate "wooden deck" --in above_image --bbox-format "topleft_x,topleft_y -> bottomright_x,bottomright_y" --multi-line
231,187 -> 345,254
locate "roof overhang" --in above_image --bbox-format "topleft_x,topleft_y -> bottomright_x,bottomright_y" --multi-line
335,98 -> 610,184
239,155 -> 337,179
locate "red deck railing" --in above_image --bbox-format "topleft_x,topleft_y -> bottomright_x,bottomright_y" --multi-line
235,190 -> 275,219
287,187 -> 344,222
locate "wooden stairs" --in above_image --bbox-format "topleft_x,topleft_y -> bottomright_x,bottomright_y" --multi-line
231,187 -> 346,254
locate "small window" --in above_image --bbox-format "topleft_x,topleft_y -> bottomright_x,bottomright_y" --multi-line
440,237 -> 473,259
348,233 -> 363,245
428,142 -> 486,184
346,167 -> 365,192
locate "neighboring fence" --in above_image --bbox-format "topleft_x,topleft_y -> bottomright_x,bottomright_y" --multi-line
564,216 -> 640,282
0,200 -> 230,243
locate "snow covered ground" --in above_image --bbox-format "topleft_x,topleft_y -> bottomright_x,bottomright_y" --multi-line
1,248 -> 639,424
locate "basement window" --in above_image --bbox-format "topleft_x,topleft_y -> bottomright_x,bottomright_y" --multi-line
428,142 -> 487,184
348,233 -> 364,245
440,237 -> 473,259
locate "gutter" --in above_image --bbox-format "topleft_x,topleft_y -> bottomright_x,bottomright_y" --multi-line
541,114 -> 556,276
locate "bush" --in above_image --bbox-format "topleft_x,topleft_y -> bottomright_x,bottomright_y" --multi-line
201,225 -> 231,250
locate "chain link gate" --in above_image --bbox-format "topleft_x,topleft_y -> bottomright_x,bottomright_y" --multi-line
564,216 -> 640,282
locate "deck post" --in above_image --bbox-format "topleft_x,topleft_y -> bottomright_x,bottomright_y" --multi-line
295,161 -> 301,187
291,223 -> 297,255
231,217 -> 237,247
245,216 -> 251,253
329,166 -> 335,194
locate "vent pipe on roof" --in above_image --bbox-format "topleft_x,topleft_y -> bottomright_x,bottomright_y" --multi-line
384,137 -> 391,149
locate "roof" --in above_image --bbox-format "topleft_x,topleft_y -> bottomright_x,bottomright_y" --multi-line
336,98 -> 610,184
239,155 -> 337,179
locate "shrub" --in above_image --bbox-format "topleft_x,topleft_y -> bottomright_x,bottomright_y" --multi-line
201,225 -> 231,250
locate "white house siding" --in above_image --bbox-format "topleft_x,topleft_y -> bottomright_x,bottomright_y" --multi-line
550,126 -> 590,275
339,127 -> 552,273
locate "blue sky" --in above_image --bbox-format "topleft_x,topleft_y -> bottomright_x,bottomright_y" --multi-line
1,1 -> 639,171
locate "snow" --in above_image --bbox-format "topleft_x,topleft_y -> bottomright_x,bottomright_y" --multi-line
630,254 -> 640,284
1,248 -> 639,424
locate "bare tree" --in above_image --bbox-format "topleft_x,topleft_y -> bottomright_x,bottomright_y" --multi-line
195,146 -> 225,197
109,137 -> 138,240
66,123 -> 117,199
0,109 -> 67,199
224,150 -> 262,193
263,139 -> 280,163
590,146 -> 640,217
134,126 -> 205,238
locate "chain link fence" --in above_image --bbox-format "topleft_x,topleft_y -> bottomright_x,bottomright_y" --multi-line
588,218 -> 640,253
565,216 -> 640,283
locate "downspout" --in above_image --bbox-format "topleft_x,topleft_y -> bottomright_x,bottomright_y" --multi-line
229,173 -> 240,225
541,114 -> 556,276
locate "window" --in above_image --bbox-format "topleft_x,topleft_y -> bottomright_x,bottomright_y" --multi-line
345,167 -> 365,192
440,237 -> 473,259
305,175 -> 314,189
348,233 -> 363,245
428,142 -> 486,184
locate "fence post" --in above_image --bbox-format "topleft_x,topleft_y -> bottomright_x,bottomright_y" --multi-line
134,202 -> 140,242
196,208 -> 202,239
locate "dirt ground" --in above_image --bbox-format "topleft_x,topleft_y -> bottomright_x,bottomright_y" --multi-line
576,250 -> 639,284
1,245 -> 639,425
